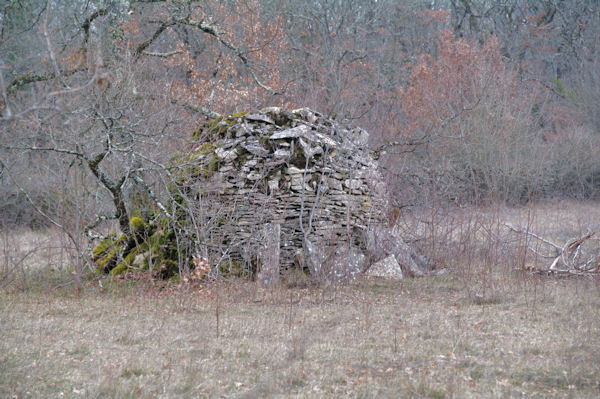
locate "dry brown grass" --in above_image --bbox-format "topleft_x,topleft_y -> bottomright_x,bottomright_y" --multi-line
1,201 -> 600,398
2,273 -> 599,398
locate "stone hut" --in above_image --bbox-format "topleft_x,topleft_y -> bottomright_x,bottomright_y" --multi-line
171,107 -> 393,281
93,107 -> 432,282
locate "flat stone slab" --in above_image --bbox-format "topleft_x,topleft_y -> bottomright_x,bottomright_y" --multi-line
270,125 -> 310,139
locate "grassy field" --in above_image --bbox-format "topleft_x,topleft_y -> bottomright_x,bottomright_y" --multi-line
1,201 -> 600,398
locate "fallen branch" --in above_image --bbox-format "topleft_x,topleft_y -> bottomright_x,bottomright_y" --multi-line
549,232 -> 595,272
505,223 -> 598,276
504,223 -> 561,253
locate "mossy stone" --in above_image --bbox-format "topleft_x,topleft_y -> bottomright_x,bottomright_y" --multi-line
201,156 -> 219,178
110,263 -> 128,276
205,115 -> 239,139
159,259 -> 179,278
197,142 -> 216,155
130,216 -> 145,232
92,233 -> 127,273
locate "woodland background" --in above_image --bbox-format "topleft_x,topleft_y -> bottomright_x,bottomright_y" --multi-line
1,0 -> 599,279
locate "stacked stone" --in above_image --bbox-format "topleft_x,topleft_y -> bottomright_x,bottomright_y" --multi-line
176,107 -> 388,273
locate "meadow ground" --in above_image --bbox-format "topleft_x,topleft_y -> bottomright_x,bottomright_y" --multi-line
1,201 -> 600,398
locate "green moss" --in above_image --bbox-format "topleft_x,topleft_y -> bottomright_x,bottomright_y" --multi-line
235,147 -> 253,166
259,136 -> 274,151
191,126 -> 203,141
290,144 -> 308,168
231,111 -> 248,118
122,248 -> 138,266
197,142 -> 216,155
111,242 -> 149,275
193,114 -> 237,141
92,233 -> 127,273
130,216 -> 145,232
130,208 -> 142,220
139,240 -> 150,252
95,248 -> 116,273
204,115 -> 239,139
208,115 -> 224,129
146,230 -> 163,249
267,109 -> 293,127
129,229 -> 183,278
148,232 -> 166,258
201,156 -> 219,178
110,263 -> 128,276
92,233 -> 123,257
92,240 -> 110,257
129,193 -> 153,222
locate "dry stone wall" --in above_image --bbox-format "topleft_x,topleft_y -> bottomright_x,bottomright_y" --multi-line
173,107 -> 390,277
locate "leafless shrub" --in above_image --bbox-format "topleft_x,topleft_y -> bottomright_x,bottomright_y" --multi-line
544,127 -> 600,199
0,227 -> 30,290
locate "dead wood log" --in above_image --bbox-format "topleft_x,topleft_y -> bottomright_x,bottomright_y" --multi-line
504,223 -> 598,276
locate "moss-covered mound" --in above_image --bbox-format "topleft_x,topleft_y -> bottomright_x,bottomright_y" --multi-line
92,217 -> 180,279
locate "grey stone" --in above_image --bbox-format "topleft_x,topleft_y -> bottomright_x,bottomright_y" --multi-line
241,140 -> 269,157
312,131 -> 338,147
257,223 -> 281,286
344,179 -> 363,190
366,255 -> 403,279
350,128 -> 369,146
246,113 -> 275,124
292,108 -> 318,124
332,245 -> 366,280
270,125 -> 310,139
132,251 -> 150,269
268,179 -> 280,193
274,149 -> 291,158
287,166 -> 305,175
215,147 -> 238,161
298,137 -> 323,158
367,227 -> 433,277
246,171 -> 262,181
242,159 -> 258,168
328,178 -> 343,191
263,106 -> 281,114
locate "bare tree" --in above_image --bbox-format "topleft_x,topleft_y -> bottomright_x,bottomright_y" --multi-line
0,0 -> 284,281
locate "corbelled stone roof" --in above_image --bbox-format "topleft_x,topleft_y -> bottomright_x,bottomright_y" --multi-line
172,107 -> 389,275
